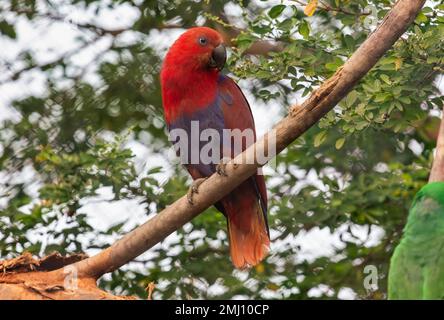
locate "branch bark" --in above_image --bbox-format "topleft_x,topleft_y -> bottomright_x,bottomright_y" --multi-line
429,106 -> 444,182
66,0 -> 426,280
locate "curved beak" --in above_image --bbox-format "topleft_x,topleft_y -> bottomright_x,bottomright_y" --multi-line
209,44 -> 226,71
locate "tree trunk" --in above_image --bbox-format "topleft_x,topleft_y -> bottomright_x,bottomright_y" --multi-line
429,106 -> 444,182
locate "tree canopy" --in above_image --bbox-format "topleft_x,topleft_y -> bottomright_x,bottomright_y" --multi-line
0,0 -> 443,299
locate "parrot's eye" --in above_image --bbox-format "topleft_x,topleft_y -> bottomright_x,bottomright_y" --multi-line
198,36 -> 208,46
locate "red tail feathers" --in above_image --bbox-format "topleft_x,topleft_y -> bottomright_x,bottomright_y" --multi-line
223,181 -> 270,269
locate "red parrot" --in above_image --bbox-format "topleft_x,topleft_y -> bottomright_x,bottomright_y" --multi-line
160,27 -> 269,269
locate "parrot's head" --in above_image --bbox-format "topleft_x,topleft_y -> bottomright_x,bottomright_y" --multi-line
414,182 -> 444,207
160,27 -> 227,123
162,27 -> 226,73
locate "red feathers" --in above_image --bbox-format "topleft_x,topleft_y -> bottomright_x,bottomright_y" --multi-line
160,27 -> 270,269
161,27 -> 222,123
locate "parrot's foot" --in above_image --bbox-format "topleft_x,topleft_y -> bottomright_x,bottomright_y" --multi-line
216,158 -> 230,177
187,178 -> 208,205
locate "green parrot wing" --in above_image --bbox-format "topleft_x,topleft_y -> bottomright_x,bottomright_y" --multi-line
388,242 -> 423,299
388,182 -> 444,299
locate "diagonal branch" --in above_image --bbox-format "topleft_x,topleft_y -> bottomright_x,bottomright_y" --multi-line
67,0 -> 426,279
429,105 -> 444,182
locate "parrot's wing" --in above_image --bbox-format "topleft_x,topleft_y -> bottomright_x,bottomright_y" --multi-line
388,241 -> 423,299
217,74 -> 268,213
167,74 -> 268,227
216,75 -> 270,266
421,189 -> 444,299
423,242 -> 444,299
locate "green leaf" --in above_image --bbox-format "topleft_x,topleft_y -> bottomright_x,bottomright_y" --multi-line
380,74 -> 391,85
0,20 -> 16,39
235,33 -> 256,51
325,62 -> 340,72
398,96 -> 411,105
394,101 -> 404,111
269,5 -> 286,18
362,83 -> 377,93
346,91 -> 358,106
335,138 -> 345,150
298,20 -> 310,39
314,130 -> 327,147
415,12 -> 428,24
148,166 -> 163,175
374,93 -> 390,102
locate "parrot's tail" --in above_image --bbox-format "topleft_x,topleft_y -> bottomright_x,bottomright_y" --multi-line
224,190 -> 270,269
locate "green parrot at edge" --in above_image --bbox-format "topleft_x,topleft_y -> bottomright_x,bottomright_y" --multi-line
388,181 -> 444,299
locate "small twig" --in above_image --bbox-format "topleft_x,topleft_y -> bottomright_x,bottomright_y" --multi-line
319,0 -> 371,16
0,35 -> 102,85
145,282 -> 155,300
13,8 -> 129,36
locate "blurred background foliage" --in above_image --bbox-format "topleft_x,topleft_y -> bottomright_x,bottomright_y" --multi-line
0,0 -> 443,299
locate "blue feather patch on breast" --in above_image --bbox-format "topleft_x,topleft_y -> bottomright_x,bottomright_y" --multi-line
168,88 -> 226,177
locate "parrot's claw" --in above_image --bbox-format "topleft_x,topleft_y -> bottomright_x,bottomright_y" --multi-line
216,163 -> 228,176
216,158 -> 230,177
187,178 -> 207,205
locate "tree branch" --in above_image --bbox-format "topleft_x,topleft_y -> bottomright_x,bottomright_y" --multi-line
429,106 -> 444,182
0,35 -> 103,85
212,14 -> 285,56
66,0 -> 425,279
318,0 -> 371,16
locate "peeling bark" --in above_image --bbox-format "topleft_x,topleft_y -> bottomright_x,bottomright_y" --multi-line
0,253 -> 136,300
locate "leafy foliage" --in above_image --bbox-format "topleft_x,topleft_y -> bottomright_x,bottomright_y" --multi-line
0,0 -> 443,299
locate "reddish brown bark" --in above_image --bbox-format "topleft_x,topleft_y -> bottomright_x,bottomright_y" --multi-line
429,106 -> 444,182
0,253 -> 134,299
